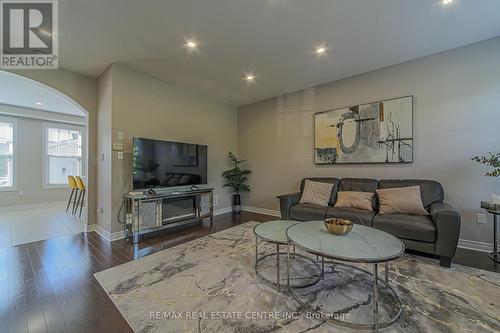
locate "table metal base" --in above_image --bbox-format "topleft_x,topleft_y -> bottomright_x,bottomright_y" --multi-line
483,208 -> 499,264
488,252 -> 500,264
287,257 -> 402,331
255,242 -> 322,290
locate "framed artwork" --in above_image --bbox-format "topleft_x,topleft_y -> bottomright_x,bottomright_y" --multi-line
314,96 -> 413,164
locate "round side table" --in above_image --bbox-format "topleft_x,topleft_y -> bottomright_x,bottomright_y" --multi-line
253,220 -> 321,290
486,211 -> 500,263
481,201 -> 500,264
286,221 -> 404,332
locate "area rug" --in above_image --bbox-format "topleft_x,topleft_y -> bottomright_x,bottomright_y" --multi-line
95,222 -> 500,332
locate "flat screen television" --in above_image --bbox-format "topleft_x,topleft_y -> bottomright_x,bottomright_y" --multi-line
132,137 -> 207,190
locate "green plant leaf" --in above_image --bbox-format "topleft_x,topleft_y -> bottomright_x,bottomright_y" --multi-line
222,151 -> 251,193
472,152 -> 500,177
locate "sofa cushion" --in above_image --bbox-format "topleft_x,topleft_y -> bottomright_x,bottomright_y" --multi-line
378,179 -> 443,208
376,186 -> 429,215
340,178 -> 378,210
300,180 -> 334,206
335,191 -> 374,212
326,207 -> 375,226
372,214 -> 436,243
290,203 -> 327,221
300,178 -> 339,206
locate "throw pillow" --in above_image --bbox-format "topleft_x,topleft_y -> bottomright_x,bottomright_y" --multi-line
376,186 -> 429,215
334,191 -> 374,212
299,180 -> 334,207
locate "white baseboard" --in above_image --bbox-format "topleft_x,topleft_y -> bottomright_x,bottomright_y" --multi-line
87,206 -> 234,242
241,208 -> 497,253
215,206 -> 232,215
88,208 -> 494,254
83,223 -> 93,232
87,224 -> 126,241
110,230 -> 126,241
235,207 -> 498,254
242,205 -> 281,217
458,239 -> 494,253
0,200 -> 67,212
87,223 -> 113,240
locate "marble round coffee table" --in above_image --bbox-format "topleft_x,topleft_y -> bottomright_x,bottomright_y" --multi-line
286,221 -> 404,332
253,220 -> 321,290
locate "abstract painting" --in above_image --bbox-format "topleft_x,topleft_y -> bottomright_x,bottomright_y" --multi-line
314,96 -> 413,164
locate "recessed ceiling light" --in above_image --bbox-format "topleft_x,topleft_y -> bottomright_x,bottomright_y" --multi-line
36,102 -> 43,106
244,74 -> 256,82
442,0 -> 454,4
186,40 -> 197,48
315,46 -> 327,55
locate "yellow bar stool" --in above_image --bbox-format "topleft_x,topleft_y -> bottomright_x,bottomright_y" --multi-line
66,176 -> 79,213
74,176 -> 86,218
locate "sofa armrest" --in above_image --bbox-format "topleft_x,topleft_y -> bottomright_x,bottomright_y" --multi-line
430,202 -> 461,258
277,192 -> 302,219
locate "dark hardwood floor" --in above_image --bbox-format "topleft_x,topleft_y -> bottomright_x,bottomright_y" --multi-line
0,211 -> 497,333
0,211 -> 275,333
453,247 -> 500,273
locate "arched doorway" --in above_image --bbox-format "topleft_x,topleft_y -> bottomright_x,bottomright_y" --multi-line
0,70 -> 90,245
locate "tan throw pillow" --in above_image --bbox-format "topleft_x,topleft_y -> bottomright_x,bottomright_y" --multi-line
299,180 -> 334,207
335,191 -> 374,212
377,186 -> 429,215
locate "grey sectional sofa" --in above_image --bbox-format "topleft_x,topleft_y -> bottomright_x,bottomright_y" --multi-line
278,178 -> 461,267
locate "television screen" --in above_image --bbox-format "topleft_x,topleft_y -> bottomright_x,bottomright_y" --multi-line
132,137 -> 207,189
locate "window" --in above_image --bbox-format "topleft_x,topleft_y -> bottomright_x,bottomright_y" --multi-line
0,117 -> 16,191
44,123 -> 84,187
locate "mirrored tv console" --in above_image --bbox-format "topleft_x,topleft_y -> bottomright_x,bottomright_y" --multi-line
123,187 -> 214,244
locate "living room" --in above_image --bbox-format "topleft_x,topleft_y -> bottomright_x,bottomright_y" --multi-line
0,1 -> 499,332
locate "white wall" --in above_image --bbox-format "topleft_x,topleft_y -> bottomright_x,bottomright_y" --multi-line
96,67 -> 113,233
97,65 -> 238,234
0,104 -> 86,206
5,69 -> 98,226
238,37 -> 500,244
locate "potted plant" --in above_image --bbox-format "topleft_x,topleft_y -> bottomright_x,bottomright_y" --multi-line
472,152 -> 500,202
222,152 -> 251,213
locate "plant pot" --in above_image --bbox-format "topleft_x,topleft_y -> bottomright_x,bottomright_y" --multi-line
232,194 -> 241,214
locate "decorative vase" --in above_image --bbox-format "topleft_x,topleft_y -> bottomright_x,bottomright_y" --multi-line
232,194 -> 241,214
323,218 -> 353,235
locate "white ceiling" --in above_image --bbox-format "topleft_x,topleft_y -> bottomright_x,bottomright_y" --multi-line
0,71 -> 86,116
57,0 -> 500,106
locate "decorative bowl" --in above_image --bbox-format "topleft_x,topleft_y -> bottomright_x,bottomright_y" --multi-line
324,218 -> 353,235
